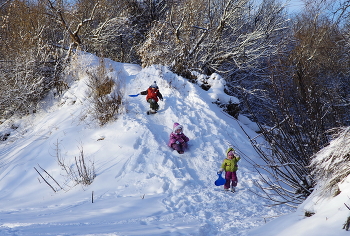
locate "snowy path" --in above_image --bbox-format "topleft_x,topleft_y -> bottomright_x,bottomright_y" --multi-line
0,56 -> 292,235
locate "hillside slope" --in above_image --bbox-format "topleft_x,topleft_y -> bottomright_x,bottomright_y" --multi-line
0,53 -> 291,236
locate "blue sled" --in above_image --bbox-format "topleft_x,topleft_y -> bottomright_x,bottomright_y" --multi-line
214,172 -> 226,186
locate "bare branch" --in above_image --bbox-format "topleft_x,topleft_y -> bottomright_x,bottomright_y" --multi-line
34,167 -> 56,193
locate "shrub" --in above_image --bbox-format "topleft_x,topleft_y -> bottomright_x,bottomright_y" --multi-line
56,142 -> 96,187
86,58 -> 124,126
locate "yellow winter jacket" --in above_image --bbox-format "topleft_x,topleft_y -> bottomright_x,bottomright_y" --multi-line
221,147 -> 240,172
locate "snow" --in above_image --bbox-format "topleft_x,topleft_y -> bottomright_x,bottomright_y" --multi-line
247,177 -> 350,236
0,52 -> 348,235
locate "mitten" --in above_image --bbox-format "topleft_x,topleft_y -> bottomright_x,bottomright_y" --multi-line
175,141 -> 180,144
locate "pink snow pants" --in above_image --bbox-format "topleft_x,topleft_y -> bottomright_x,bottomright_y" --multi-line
224,171 -> 238,189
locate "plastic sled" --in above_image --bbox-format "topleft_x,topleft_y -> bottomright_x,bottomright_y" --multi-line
128,94 -> 139,97
214,172 -> 226,186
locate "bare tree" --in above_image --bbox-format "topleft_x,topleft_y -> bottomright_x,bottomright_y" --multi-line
85,0 -> 169,63
238,1 -> 350,207
239,108 -> 315,207
139,0 -> 289,78
0,0 -> 67,119
45,0 -> 99,55
88,16 -> 143,63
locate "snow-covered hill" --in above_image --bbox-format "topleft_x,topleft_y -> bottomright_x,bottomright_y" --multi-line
0,53 -> 292,235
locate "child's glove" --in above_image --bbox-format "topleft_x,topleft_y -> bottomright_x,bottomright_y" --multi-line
217,168 -> 224,174
175,141 -> 180,144
160,98 -> 163,101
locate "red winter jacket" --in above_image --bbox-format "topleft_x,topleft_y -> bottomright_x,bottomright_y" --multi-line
140,88 -> 163,102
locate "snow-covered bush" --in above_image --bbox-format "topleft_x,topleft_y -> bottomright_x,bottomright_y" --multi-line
196,72 -> 241,118
0,52 -> 60,119
310,127 -> 350,195
88,17 -> 142,64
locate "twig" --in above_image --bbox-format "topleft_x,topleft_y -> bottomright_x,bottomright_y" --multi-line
344,203 -> 350,211
38,164 -> 64,190
34,167 -> 56,192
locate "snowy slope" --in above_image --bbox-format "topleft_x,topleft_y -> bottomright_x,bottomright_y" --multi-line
0,53 -> 291,235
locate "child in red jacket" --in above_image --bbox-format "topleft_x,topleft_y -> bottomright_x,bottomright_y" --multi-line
140,81 -> 163,114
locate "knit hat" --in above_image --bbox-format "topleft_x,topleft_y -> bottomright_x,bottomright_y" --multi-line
150,81 -> 158,89
228,151 -> 234,156
226,147 -> 235,157
173,122 -> 183,133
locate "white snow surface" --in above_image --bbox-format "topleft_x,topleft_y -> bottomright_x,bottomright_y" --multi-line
0,52 -> 347,236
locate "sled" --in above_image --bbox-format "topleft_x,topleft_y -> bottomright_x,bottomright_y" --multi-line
214,172 -> 226,186
147,110 -> 157,115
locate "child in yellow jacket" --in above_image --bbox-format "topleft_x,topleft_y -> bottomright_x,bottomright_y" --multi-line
218,147 -> 240,192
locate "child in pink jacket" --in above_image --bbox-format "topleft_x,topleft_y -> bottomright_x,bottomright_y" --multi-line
168,122 -> 189,154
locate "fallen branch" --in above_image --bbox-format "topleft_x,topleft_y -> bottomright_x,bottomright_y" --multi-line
38,164 -> 64,190
34,167 -> 56,192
